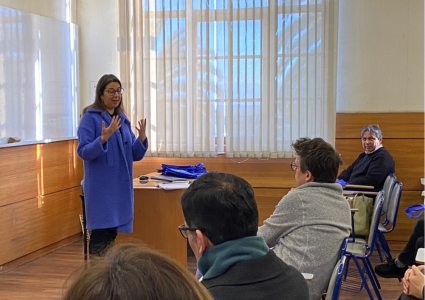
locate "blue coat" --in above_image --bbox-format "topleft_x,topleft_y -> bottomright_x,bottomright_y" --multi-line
77,109 -> 148,232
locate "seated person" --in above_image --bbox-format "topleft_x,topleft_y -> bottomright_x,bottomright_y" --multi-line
63,243 -> 214,300
337,124 -> 395,192
375,217 -> 424,278
397,265 -> 425,300
257,137 -> 352,300
180,172 -> 309,300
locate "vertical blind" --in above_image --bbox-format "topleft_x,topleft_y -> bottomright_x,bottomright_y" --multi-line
118,0 -> 338,158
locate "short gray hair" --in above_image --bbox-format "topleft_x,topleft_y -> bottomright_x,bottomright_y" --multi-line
360,124 -> 383,139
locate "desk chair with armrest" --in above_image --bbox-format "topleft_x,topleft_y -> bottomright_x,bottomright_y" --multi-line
344,192 -> 384,300
344,174 -> 397,258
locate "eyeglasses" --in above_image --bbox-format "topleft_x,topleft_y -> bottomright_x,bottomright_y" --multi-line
178,224 -> 197,239
290,161 -> 299,171
105,88 -> 124,95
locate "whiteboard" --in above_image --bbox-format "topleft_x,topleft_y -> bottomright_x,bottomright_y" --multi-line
0,5 -> 78,146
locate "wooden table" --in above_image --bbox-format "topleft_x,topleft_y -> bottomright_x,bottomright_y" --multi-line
117,178 -> 188,267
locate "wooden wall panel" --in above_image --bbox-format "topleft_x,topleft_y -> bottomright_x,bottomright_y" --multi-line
0,145 -> 38,207
0,187 -> 82,265
336,113 -> 424,139
335,112 -> 424,242
336,139 -> 424,191
38,140 -> 84,195
254,188 -> 289,225
134,157 -> 296,189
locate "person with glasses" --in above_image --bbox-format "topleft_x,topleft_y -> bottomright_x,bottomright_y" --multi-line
77,74 -> 148,256
336,124 -> 395,192
257,137 -> 351,300
180,172 -> 309,300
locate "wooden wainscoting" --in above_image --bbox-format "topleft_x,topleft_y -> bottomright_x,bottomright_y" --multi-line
135,112 -> 424,243
0,112 -> 422,266
0,140 -> 83,266
336,112 -> 424,242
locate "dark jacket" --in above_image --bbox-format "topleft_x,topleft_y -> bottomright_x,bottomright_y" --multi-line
338,147 -> 395,192
202,251 -> 309,300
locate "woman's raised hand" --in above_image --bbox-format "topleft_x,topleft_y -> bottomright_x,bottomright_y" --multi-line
100,116 -> 121,144
136,118 -> 147,142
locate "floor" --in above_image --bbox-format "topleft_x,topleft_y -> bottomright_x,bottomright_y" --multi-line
0,239 -> 405,300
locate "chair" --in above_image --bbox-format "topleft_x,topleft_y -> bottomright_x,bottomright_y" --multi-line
79,180 -> 88,261
344,191 -> 384,300
321,238 -> 349,300
380,174 -> 397,219
325,256 -> 349,300
376,181 -> 402,263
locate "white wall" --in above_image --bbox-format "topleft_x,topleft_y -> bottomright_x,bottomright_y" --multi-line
0,0 -> 76,23
0,0 -> 118,113
2,0 -> 423,114
337,0 -> 424,112
77,0 -> 117,111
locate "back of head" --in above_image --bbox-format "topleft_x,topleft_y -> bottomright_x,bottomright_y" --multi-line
63,244 -> 213,300
181,172 -> 258,245
292,137 -> 343,183
82,74 -> 125,115
360,124 -> 382,139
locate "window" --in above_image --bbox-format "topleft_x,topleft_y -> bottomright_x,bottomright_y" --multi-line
118,0 -> 337,157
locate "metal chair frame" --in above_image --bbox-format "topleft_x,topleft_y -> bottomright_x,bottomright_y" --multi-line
344,192 -> 384,300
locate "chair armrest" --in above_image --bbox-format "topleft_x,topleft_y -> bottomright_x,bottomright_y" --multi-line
302,273 -> 314,281
343,191 -> 378,196
344,184 -> 374,190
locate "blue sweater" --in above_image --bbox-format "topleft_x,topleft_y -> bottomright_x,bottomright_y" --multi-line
338,147 -> 395,192
77,109 -> 148,232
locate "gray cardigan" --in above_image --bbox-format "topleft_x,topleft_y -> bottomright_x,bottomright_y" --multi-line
257,182 -> 351,300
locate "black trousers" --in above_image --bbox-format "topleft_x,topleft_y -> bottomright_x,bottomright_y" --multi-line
89,227 -> 117,256
398,217 -> 424,266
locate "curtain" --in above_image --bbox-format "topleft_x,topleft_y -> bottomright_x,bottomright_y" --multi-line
117,0 -> 338,158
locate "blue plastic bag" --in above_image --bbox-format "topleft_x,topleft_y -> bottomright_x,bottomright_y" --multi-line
405,204 -> 425,218
158,163 -> 207,179
336,179 -> 348,187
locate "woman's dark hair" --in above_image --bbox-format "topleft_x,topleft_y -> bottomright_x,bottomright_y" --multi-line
63,243 -> 214,300
292,137 -> 343,183
81,74 -> 125,115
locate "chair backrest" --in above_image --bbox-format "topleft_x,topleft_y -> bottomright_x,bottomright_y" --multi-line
366,191 -> 385,254
325,255 -> 348,300
382,174 -> 396,214
385,181 -> 402,225
338,237 -> 349,259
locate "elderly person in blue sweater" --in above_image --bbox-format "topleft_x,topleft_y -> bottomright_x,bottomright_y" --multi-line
337,124 -> 395,192
77,74 -> 148,256
257,138 -> 352,300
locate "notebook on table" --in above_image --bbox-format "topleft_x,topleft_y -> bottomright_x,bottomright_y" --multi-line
150,175 -> 187,182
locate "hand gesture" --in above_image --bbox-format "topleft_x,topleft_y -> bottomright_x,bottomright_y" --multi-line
100,115 -> 121,144
136,118 -> 147,142
403,265 -> 425,297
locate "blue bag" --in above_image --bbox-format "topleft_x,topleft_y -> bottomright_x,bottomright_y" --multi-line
336,179 -> 348,187
405,204 -> 425,218
158,163 -> 207,179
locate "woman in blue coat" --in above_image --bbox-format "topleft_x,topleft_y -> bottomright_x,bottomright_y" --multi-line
77,74 -> 148,256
